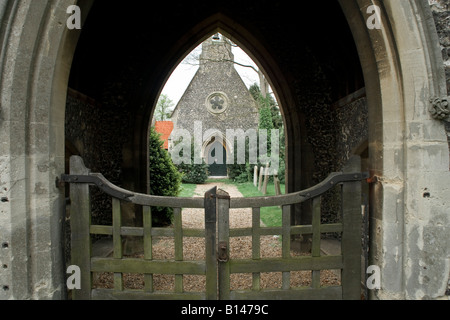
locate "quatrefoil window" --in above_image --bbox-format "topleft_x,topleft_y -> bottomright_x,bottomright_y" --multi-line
206,92 -> 228,114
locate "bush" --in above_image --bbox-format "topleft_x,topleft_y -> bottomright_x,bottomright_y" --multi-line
179,162 -> 209,184
149,127 -> 182,226
175,142 -> 209,184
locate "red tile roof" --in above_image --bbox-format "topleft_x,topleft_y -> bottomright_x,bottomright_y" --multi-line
154,121 -> 174,149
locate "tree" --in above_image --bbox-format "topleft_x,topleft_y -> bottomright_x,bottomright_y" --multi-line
149,126 -> 182,226
154,94 -> 174,121
250,83 -> 286,183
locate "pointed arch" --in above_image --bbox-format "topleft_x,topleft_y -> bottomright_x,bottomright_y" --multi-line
0,0 -> 448,300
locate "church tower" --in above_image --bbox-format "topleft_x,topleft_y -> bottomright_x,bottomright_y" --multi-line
171,34 -> 259,176
199,33 -> 234,73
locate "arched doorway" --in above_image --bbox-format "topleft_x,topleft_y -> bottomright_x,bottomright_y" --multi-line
0,0 -> 448,300
205,139 -> 228,177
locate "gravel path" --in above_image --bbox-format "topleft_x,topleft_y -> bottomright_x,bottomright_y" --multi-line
93,182 -> 340,293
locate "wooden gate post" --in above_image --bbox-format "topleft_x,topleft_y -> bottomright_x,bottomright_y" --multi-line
341,155 -> 363,300
69,156 -> 92,300
217,189 -> 231,300
204,187 -> 218,300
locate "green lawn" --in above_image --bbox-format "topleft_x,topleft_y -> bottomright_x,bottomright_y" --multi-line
178,183 -> 197,198
234,181 -> 285,227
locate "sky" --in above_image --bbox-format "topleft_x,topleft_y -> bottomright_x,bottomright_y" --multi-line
160,42 -> 262,107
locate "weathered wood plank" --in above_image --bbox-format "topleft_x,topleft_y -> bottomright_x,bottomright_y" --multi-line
252,207 -> 261,291
69,156 -> 92,300
91,289 -> 206,300
91,258 -> 206,275
341,155 -> 363,300
204,187 -> 218,300
174,208 -> 183,293
320,223 -> 343,233
89,225 -> 205,238
226,223 -> 338,238
131,193 -> 204,208
90,225 -> 113,235
229,286 -> 342,300
151,228 -> 174,237
312,197 -> 322,289
311,197 -> 322,258
217,189 -> 231,300
229,256 -> 343,274
65,164 -> 367,210
112,198 -> 123,259
112,198 -> 123,291
230,172 -> 368,208
282,205 -> 291,289
143,206 -> 153,292
290,225 -> 313,235
143,206 -> 152,260
183,229 -> 206,237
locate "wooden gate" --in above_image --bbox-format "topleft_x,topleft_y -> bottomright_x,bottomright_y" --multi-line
62,156 -> 368,300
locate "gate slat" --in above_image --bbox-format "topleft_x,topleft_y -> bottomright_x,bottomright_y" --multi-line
252,207 -> 261,291
69,156 -> 92,300
229,286 -> 342,300
312,196 -> 322,289
143,206 -> 153,292
112,198 -> 123,291
341,156 -> 363,300
282,205 -> 291,289
204,187 -> 218,300
91,258 -> 206,275
217,189 -> 231,300
174,208 -> 183,293
91,289 -> 205,300
229,256 -> 343,274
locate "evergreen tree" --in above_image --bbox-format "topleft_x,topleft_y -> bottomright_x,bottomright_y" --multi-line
149,126 -> 182,226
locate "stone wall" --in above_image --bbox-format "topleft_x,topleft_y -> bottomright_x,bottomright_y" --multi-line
64,89 -> 132,264
431,0 -> 450,164
65,89 -> 129,187
432,0 -> 450,93
334,88 -> 368,169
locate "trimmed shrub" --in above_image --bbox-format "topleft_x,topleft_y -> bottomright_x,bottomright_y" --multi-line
175,142 -> 209,184
149,127 -> 181,226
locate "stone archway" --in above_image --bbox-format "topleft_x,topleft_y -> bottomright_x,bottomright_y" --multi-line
0,0 -> 448,300
339,0 -> 449,299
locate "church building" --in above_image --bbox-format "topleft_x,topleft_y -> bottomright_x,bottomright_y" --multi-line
170,34 -> 259,176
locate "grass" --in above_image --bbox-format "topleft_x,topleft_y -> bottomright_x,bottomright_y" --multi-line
233,180 -> 286,228
178,183 -> 198,198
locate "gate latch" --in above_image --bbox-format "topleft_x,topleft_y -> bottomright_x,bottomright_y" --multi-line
218,241 -> 229,263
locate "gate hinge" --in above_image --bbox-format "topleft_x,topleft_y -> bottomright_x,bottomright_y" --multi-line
367,175 -> 380,184
55,177 -> 65,189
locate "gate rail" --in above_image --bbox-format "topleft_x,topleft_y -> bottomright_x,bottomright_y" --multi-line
62,155 -> 368,300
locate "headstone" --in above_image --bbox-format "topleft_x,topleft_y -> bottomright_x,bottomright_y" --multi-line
262,164 -> 270,195
258,166 -> 264,191
274,175 -> 281,196
254,166 -> 258,187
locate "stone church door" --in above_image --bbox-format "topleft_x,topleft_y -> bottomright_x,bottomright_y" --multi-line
207,141 -> 227,177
